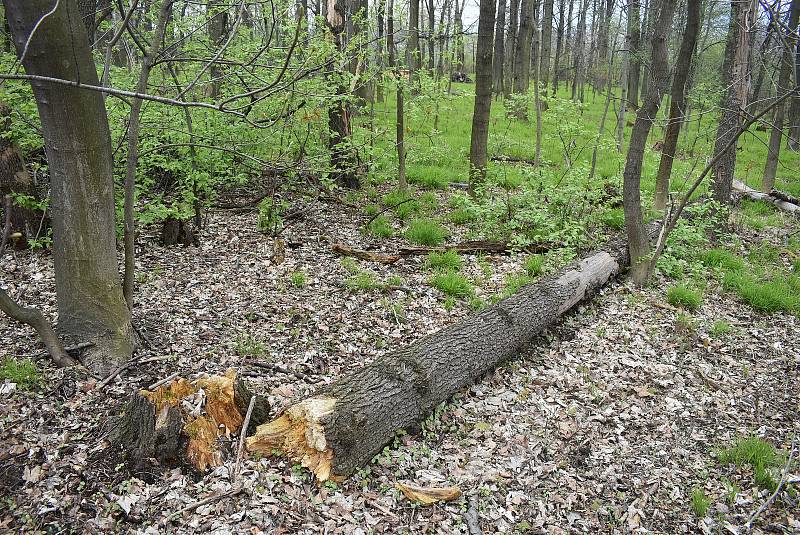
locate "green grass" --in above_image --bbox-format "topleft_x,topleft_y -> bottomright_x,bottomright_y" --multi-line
290,270 -> 307,287
709,320 -> 732,337
748,241 -> 781,266
366,215 -> 393,238
504,272 -> 533,295
405,218 -> 448,246
722,271 -> 800,313
346,271 -> 381,292
363,204 -> 380,217
666,284 -> 703,311
430,271 -> 474,297
425,250 -> 463,271
408,167 -> 450,190
383,189 -> 419,220
0,357 -> 41,390
601,207 -> 625,230
717,436 -> 784,491
448,207 -> 478,225
524,254 -> 545,277
701,248 -> 744,272
690,488 -> 711,517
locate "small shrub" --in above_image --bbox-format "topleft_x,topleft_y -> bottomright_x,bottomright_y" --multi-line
235,335 -> 268,358
0,357 -> 41,390
524,254 -> 544,277
717,436 -> 783,491
690,488 -> 710,517
709,320 -> 732,337
701,248 -> 743,272
431,271 -> 474,298
290,270 -> 307,287
346,271 -> 380,292
405,218 -> 448,246
425,250 -> 463,271
367,215 -> 393,238
666,284 -> 702,311
793,258 -> 800,273
383,190 -> 419,220
363,204 -> 380,217
601,208 -> 625,230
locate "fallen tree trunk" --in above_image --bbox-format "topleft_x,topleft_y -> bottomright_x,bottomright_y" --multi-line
110,369 -> 269,473
733,180 -> 800,214
331,243 -> 400,264
398,240 -> 552,256
769,188 -> 800,207
246,231 -> 639,481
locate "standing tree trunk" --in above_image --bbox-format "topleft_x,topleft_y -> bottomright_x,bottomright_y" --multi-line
653,0 -> 700,211
789,96 -> 800,151
597,0 -> 614,88
454,0 -> 465,73
551,0 -> 565,93
512,0 -> 533,93
427,0 -> 435,71
626,0 -> 641,109
327,0 -> 360,188
207,0 -> 229,98
616,9 -> 630,151
762,0 -> 800,191
570,0 -> 588,100
540,0 -> 554,91
712,0 -> 756,204
409,0 -> 421,88
123,0 -> 174,309
376,0 -> 386,103
388,0 -> 406,189
623,0 -> 677,284
493,0 -> 507,95
505,0 -> 520,95
6,0 -> 134,375
468,0 -> 497,194
533,6 -> 543,163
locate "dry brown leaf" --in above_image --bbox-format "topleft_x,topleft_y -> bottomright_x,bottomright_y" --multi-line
395,482 -> 462,505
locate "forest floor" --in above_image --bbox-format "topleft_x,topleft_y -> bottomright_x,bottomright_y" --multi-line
1,181 -> 799,534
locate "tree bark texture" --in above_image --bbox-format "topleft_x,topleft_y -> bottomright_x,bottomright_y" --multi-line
6,0 -> 134,375
246,227 -> 655,481
626,0 -> 641,108
468,0 -> 497,193
540,0 -> 554,89
493,0 -> 507,95
622,0 -> 677,285
653,0 -> 700,212
712,0 -> 756,204
207,0 -> 229,98
513,0 -> 533,93
551,0 -> 565,93
409,0 -> 421,84
762,0 -> 800,191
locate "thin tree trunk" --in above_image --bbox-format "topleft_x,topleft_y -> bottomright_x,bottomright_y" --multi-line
506,0 -> 520,94
513,0 -> 533,93
388,0 -> 406,189
623,0 -> 678,284
540,0 -> 554,90
207,0 -> 229,98
123,0 -> 174,309
653,0 -> 700,211
533,8 -> 542,163
762,0 -> 800,190
712,0 -> 757,204
570,0 -> 588,100
551,0 -> 565,93
589,42 -> 616,181
469,0 -> 497,194
0,103 -> 40,247
376,0 -> 386,103
493,0 -> 507,95
427,0 -> 435,71
409,0 -> 421,88
6,0 -> 134,375
616,13 -> 629,152
626,0 -> 641,108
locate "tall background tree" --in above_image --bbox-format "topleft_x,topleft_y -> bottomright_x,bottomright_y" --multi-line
469,0 -> 497,193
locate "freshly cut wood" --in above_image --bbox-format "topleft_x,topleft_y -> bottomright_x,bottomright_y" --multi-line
246,232 -> 638,481
110,369 -> 269,472
733,180 -> 800,214
399,240 -> 551,256
331,243 -> 400,264
396,482 -> 462,505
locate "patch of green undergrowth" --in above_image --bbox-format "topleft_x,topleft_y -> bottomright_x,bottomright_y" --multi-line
0,357 -> 41,390
430,271 -> 473,298
425,250 -> 463,271
383,189 -> 419,220
722,271 -> 800,313
708,320 -> 732,337
290,270 -> 307,287
666,284 -> 703,311
405,218 -> 448,246
701,248 -> 744,272
690,488 -> 711,517
524,254 -> 544,277
366,215 -> 393,238
716,436 -> 785,491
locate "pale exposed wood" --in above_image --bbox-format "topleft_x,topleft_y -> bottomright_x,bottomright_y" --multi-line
733,180 -> 800,214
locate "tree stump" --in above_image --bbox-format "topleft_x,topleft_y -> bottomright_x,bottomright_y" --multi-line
110,369 -> 269,473
161,217 -> 197,246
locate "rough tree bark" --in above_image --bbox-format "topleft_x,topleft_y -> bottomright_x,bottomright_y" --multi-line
409,0 -> 421,88
427,0 -> 435,72
512,0 -> 533,93
468,0 -> 497,194
622,0 -> 677,285
653,0 -> 700,212
246,226 -> 658,481
6,0 -> 135,375
327,0 -> 360,189
387,0 -> 406,189
711,0 -> 757,204
570,0 -> 589,101
376,0 -> 385,103
0,102 -> 40,247
505,0 -> 520,95
540,0 -> 554,90
551,0 -> 565,93
493,0 -> 507,95
207,0 -> 229,98
626,0 -> 641,109
762,0 -> 800,191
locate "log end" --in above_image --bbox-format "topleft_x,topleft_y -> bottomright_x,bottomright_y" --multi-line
246,397 -> 337,481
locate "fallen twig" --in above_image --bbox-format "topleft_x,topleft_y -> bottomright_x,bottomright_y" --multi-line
233,395 -> 257,481
167,485 -> 244,523
148,371 -> 181,391
746,435 -> 798,530
464,495 -> 481,535
331,243 -> 400,264
243,360 -> 321,383
97,358 -> 139,389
